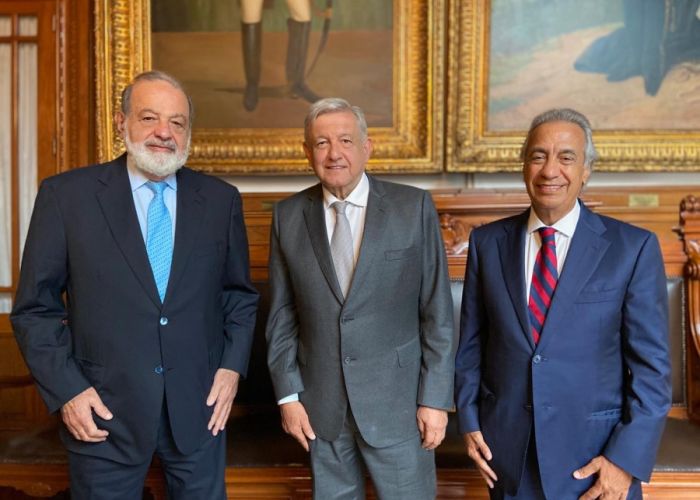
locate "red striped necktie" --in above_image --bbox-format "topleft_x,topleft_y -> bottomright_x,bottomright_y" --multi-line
528,227 -> 558,344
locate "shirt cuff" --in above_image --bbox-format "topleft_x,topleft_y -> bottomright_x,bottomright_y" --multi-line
277,393 -> 299,405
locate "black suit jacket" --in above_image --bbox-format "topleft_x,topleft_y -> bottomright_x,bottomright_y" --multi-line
11,155 -> 259,464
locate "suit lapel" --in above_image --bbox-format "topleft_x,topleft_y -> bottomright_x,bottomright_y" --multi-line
303,185 -> 345,304
164,168 -> 205,304
96,155 -> 161,308
345,177 -> 387,301
537,204 -> 610,352
497,210 -> 533,350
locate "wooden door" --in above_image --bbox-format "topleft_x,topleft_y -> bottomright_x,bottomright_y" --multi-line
0,0 -> 58,429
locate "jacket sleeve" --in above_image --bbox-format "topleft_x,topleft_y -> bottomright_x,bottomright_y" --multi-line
603,232 -> 671,481
416,191 -> 457,410
265,203 -> 305,400
454,229 -> 486,433
219,188 -> 260,377
10,181 -> 91,413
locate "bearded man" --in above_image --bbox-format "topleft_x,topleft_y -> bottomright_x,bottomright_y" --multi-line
11,70 -> 259,499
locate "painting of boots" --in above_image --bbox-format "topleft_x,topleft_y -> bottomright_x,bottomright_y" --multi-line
151,0 -> 392,129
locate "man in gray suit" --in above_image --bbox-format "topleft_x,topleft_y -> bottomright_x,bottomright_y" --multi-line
266,97 -> 455,499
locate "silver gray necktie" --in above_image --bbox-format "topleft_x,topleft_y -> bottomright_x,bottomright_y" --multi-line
330,201 -> 354,298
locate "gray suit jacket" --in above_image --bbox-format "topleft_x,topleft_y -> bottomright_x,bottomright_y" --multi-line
266,176 -> 455,447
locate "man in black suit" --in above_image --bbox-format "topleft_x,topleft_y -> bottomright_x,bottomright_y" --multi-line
11,70 -> 259,498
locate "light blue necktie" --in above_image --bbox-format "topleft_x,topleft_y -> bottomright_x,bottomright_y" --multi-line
146,181 -> 173,302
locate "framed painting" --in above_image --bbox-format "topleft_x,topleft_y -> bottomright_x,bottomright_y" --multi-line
447,0 -> 700,172
95,0 -> 445,174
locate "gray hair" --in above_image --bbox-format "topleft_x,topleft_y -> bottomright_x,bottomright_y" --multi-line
520,108 -> 598,170
120,70 -> 194,126
304,97 -> 368,145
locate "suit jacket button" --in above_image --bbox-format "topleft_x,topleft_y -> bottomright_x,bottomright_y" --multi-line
159,317 -> 168,326
155,365 -> 164,374
344,357 -> 352,365
533,354 -> 542,364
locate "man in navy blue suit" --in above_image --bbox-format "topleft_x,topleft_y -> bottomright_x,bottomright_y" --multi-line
455,108 -> 671,500
12,71 -> 259,498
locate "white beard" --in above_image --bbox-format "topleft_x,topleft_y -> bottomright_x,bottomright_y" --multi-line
125,130 -> 190,178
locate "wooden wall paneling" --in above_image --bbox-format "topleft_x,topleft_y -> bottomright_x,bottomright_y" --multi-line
585,186 -> 691,277
57,0 -> 93,170
678,195 -> 700,424
0,0 -> 59,429
0,0 -> 92,430
240,186 -> 697,280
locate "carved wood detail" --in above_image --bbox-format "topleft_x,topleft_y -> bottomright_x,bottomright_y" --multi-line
440,213 -> 470,256
678,195 -> 700,424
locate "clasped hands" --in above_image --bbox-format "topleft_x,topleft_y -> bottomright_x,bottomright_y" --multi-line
279,402 -> 448,451
61,368 -> 240,442
465,431 -> 632,499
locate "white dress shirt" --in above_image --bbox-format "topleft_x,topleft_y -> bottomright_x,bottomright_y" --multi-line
278,174 -> 370,405
322,173 -> 369,264
126,162 -> 177,244
525,201 -> 580,301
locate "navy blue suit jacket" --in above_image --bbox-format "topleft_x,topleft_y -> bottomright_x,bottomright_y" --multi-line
455,203 -> 671,498
11,155 -> 259,464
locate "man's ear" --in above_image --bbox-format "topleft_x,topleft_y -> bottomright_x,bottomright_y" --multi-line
114,111 -> 126,137
303,142 -> 313,164
582,166 -> 591,185
363,137 -> 373,159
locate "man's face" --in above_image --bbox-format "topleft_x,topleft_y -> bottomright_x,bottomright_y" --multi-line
115,79 -> 191,179
522,121 -> 591,225
303,111 -> 372,200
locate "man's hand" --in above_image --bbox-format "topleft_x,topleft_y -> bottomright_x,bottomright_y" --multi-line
464,431 -> 498,488
416,406 -> 448,450
206,368 -> 240,436
60,387 -> 113,443
280,401 -> 316,451
574,455 -> 632,500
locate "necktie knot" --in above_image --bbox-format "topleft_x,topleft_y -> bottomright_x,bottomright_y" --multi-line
332,200 -> 348,216
147,181 -> 168,197
538,226 -> 556,243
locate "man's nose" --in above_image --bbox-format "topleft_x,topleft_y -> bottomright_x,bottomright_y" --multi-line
541,156 -> 560,178
153,120 -> 173,140
328,142 -> 342,159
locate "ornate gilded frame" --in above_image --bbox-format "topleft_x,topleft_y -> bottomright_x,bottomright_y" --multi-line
95,0 -> 445,174
446,0 -> 700,172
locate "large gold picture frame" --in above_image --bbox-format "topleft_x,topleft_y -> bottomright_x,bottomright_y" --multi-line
95,0 -> 444,174
447,0 -> 700,172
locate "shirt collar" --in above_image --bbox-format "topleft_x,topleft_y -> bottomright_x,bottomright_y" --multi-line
527,199 -> 581,238
126,160 -> 178,193
322,173 -> 369,210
